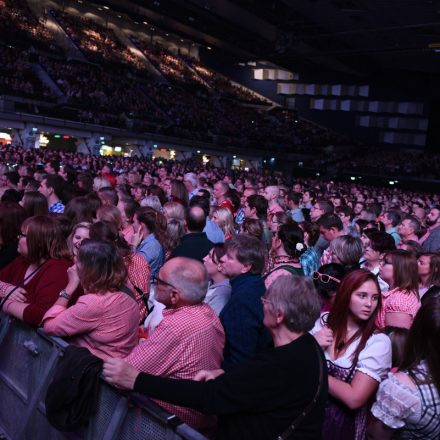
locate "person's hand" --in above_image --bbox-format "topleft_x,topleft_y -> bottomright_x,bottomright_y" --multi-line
131,226 -> 144,248
193,368 -> 224,382
102,357 -> 140,390
313,327 -> 334,349
66,264 -> 80,292
4,285 -> 27,303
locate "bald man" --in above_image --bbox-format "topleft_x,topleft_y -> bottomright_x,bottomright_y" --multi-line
263,185 -> 284,220
123,257 -> 225,431
170,206 -> 214,261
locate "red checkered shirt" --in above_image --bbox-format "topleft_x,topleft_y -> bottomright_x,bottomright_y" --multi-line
124,303 -> 225,432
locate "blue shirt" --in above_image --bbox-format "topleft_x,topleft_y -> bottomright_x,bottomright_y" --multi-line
220,273 -> 272,369
49,200 -> 65,213
300,247 -> 320,277
188,187 -> 200,200
386,227 -> 401,246
135,233 -> 164,278
204,218 -> 225,244
289,208 -> 305,223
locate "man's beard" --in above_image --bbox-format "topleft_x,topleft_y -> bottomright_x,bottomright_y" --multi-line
426,218 -> 439,227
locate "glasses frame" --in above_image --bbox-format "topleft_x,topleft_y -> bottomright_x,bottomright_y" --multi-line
312,272 -> 341,284
17,232 -> 27,239
260,295 -> 274,306
153,275 -> 178,291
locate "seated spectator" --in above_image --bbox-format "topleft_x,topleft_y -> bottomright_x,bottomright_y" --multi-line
329,235 -> 363,272
170,206 -> 214,262
163,201 -> 185,221
267,211 -> 293,235
263,185 -> 283,220
64,196 -> 95,226
183,172 -> 199,200
377,250 -> 421,330
244,194 -> 271,246
96,205 -> 123,231
38,174 -> 66,213
169,180 -> 188,207
203,243 -> 231,315
0,202 -> 26,269
219,234 -> 272,368
264,223 -> 305,288
397,216 -> 421,242
190,195 -> 225,244
418,253 -> 440,298
103,275 -> 327,440
317,213 -> 344,265
240,218 -> 263,241
132,206 -> 165,278
213,180 -> 234,213
42,240 -> 139,359
0,215 -> 71,325
117,196 -> 139,244
312,269 -> 392,439
379,210 -> 402,246
369,294 -> 440,439
163,218 -> 185,260
119,257 -> 224,434
97,187 -> 118,207
312,263 -> 345,312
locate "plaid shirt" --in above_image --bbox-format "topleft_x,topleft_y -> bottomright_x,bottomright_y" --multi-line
124,304 -> 225,431
48,200 -> 65,213
300,247 -> 320,276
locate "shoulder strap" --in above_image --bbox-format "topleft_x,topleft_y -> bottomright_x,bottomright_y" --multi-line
276,342 -> 324,440
264,265 -> 301,280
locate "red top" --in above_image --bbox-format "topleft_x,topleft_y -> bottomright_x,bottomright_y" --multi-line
0,256 -> 72,326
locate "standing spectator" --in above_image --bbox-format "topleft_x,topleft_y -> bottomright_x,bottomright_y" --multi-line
0,216 -> 71,326
219,234 -> 271,369
397,216 -> 421,243
286,191 -> 305,222
317,213 -> 344,265
38,175 -> 65,213
263,185 -> 283,221
379,210 -> 402,246
377,250 -> 421,330
183,172 -> 199,200
312,269 -> 391,440
369,295 -> 440,439
213,180 -> 234,213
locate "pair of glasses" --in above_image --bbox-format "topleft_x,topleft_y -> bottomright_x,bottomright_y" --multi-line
152,275 -> 178,290
260,296 -> 274,305
312,272 -> 341,284
17,233 -> 27,239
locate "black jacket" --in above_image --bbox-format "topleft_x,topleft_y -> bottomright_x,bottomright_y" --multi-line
170,232 -> 214,262
45,345 -> 103,431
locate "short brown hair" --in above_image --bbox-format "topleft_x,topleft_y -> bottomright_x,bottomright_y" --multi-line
22,215 -> 70,264
387,250 -> 419,293
78,240 -> 127,293
225,234 -> 266,275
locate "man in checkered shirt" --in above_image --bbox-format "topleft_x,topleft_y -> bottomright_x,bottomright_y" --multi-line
123,257 -> 225,435
38,174 -> 65,214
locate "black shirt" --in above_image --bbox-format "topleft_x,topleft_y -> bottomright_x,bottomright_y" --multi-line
170,232 -> 214,262
134,333 -> 327,440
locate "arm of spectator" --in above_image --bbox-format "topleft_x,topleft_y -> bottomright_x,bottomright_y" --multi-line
385,312 -> 413,329
2,300 -> 28,320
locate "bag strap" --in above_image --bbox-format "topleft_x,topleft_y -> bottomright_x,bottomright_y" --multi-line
0,259 -> 48,312
264,265 -> 300,280
276,342 -> 325,440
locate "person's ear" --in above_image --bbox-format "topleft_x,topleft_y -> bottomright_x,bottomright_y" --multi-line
170,289 -> 180,305
241,262 -> 252,274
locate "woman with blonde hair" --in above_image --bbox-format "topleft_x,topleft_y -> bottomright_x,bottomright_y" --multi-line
163,201 -> 185,221
67,222 -> 92,259
212,207 -> 235,240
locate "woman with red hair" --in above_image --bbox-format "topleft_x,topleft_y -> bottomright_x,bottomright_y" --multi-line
312,269 -> 392,440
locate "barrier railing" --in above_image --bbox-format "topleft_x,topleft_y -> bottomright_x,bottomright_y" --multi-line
0,314 -> 207,440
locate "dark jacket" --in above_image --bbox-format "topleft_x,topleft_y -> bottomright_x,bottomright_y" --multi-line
170,232 -> 213,262
220,273 -> 272,369
45,345 -> 103,431
134,333 -> 328,440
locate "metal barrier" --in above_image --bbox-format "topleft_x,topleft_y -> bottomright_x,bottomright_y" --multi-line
0,314 -> 207,440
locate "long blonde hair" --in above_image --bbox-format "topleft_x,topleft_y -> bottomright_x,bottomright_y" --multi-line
212,207 -> 235,238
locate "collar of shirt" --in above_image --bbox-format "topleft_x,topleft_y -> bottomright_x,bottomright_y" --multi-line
209,279 -> 230,289
138,232 -> 156,247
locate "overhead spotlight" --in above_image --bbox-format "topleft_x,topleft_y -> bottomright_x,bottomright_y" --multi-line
117,15 -> 121,18
97,7 -> 103,10
207,46 -> 212,50
143,21 -> 148,24
103,5 -> 109,9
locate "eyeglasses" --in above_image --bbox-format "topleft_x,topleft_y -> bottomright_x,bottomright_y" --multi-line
152,275 -> 178,290
379,259 -> 392,266
17,233 -> 27,239
312,272 -> 341,284
260,295 -> 274,305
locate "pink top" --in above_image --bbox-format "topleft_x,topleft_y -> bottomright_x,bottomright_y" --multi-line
124,303 -> 225,432
42,291 -> 140,359
375,287 -> 421,330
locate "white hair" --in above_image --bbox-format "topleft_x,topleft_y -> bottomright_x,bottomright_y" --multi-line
184,172 -> 198,187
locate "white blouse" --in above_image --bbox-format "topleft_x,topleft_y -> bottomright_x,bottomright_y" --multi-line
312,314 -> 392,383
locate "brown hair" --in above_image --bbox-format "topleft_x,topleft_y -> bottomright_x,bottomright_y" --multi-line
77,240 -> 127,293
0,202 -> 26,246
21,191 -> 48,218
241,218 -> 263,241
420,253 -> 440,286
224,234 -> 266,275
96,205 -> 123,230
22,215 -> 71,264
136,206 -> 167,245
387,250 -> 419,293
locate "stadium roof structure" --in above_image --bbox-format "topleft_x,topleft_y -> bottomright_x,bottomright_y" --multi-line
96,0 -> 440,78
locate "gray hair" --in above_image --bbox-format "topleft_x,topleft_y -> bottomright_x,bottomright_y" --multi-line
184,172 -> 198,187
330,235 -> 363,267
140,195 -> 162,211
167,257 -> 209,303
266,276 -> 321,332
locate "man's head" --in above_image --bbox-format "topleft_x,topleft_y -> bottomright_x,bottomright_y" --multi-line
263,186 -> 279,203
426,206 -> 440,227
189,195 -> 210,218
39,174 -> 64,202
1,171 -> 19,189
380,210 -> 401,229
286,191 -> 302,210
185,206 -> 206,233
245,194 -> 268,220
183,172 -> 198,193
317,213 -> 343,242
292,183 -> 302,193
220,234 -> 265,278
310,200 -> 334,222
213,181 -> 229,202
155,257 -> 208,307
397,216 -> 421,238
240,187 -> 257,207
98,187 -> 119,207
44,160 -> 59,175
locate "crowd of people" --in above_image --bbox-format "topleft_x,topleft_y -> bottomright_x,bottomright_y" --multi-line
0,145 -> 439,439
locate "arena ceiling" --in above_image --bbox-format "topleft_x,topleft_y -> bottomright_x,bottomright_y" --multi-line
99,0 -> 440,77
